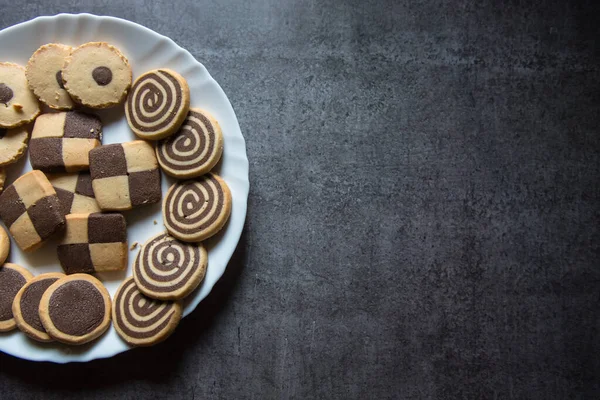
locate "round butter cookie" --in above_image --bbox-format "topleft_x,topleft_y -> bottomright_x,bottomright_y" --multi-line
0,125 -> 29,166
39,273 -> 111,345
125,69 -> 190,140
62,42 -> 132,109
26,43 -> 75,110
0,63 -> 40,128
0,263 -> 33,332
0,224 -> 9,265
12,272 -> 65,342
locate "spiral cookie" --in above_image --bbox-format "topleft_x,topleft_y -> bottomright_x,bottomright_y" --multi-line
163,173 -> 232,242
133,232 -> 208,300
63,42 -> 132,109
39,274 -> 111,345
156,109 -> 224,178
0,264 -> 33,332
113,277 -> 182,347
12,273 -> 65,342
125,69 -> 190,140
0,63 -> 40,128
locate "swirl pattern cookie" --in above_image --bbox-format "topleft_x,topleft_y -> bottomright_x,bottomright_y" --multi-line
39,274 -> 111,345
156,109 -> 224,178
163,173 -> 232,242
62,42 -> 132,108
0,263 -> 33,332
113,277 -> 182,347
125,69 -> 190,140
12,273 -> 64,342
0,125 -> 29,167
26,43 -> 75,110
0,63 -> 40,128
133,232 -> 208,300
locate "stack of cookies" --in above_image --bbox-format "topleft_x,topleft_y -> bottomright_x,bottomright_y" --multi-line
0,41 -> 232,347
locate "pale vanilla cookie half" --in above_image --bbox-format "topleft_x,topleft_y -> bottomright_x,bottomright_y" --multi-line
89,140 -> 161,211
57,213 -> 127,274
133,232 -> 208,300
12,272 -> 65,342
39,273 -> 111,345
113,276 -> 182,347
0,263 -> 33,332
0,63 -> 40,128
125,69 -> 190,140
26,43 -> 75,110
30,111 -> 102,173
156,109 -> 224,178
47,172 -> 101,215
0,170 -> 66,251
0,125 -> 29,166
0,224 -> 9,265
163,173 -> 232,242
63,42 -> 132,109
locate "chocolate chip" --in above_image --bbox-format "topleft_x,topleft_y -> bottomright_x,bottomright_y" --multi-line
92,67 -> 112,86
55,71 -> 65,89
0,83 -> 13,105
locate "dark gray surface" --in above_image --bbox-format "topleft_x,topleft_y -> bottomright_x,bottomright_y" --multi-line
0,0 -> 599,399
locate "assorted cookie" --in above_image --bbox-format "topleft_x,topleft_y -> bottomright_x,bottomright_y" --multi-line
39,274 -> 111,345
0,170 -> 65,251
57,213 -> 127,274
125,68 -> 190,140
133,232 -> 208,300
26,43 -> 75,110
89,140 -> 161,210
0,41 -> 235,350
156,109 -> 224,179
12,272 -> 65,342
0,125 -> 29,166
0,225 -> 9,265
163,173 -> 232,242
63,42 -> 132,109
0,263 -> 33,332
29,111 -> 102,172
47,172 -> 101,215
112,277 -> 182,347
0,62 -> 40,128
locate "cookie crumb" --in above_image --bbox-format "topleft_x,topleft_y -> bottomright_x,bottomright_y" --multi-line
153,220 -> 157,225
12,103 -> 23,111
130,242 -> 138,250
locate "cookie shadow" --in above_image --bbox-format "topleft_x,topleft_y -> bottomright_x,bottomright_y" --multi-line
0,227 -> 248,391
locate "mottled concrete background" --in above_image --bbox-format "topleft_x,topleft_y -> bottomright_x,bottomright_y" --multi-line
0,0 -> 599,399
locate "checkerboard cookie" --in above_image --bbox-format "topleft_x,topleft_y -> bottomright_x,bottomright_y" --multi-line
29,111 -> 102,172
57,213 -> 127,274
156,109 -> 224,179
163,173 -> 232,242
0,125 -> 29,166
0,263 -> 33,332
0,170 -> 65,251
26,43 -> 75,110
62,42 -> 132,109
125,69 -> 190,140
12,272 -> 65,342
89,140 -> 161,211
0,62 -> 40,128
39,273 -> 111,345
47,172 -> 101,215
113,276 -> 182,347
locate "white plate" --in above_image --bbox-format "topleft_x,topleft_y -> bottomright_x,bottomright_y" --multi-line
0,14 -> 249,363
